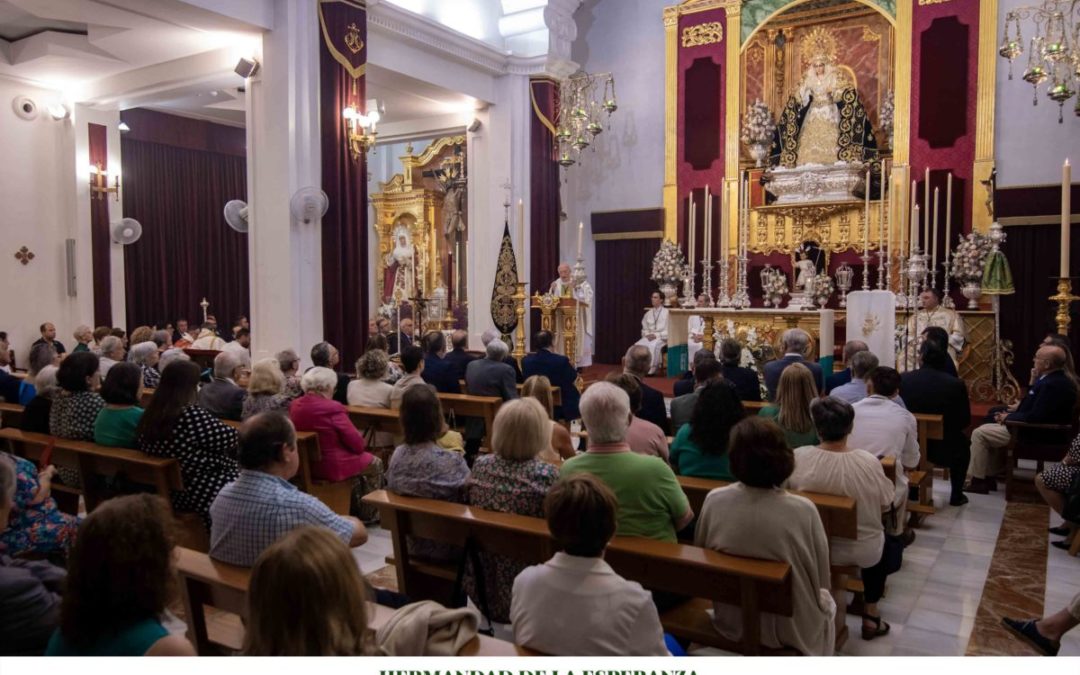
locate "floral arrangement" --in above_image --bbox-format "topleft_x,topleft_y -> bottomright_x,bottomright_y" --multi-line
951,232 -> 993,282
740,99 -> 776,146
761,267 -> 789,306
879,90 -> 895,143
717,319 -> 774,400
812,273 -> 834,307
651,239 -> 691,283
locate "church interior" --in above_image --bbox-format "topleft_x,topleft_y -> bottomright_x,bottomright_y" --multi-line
2,0 -> 1080,661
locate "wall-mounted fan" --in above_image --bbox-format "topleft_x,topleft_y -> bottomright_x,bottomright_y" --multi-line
223,199 -> 249,233
290,187 -> 329,224
111,218 -> 142,245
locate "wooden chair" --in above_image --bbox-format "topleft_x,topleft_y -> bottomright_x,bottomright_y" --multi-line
0,401 -> 25,429
363,489 -> 796,655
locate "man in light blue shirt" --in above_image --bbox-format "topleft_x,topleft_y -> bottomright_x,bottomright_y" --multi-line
209,412 -> 367,566
830,350 -> 878,405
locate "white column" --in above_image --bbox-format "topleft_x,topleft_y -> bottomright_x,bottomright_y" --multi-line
246,0 -> 323,365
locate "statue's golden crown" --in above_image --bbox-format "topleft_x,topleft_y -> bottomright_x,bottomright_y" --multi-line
802,26 -> 838,66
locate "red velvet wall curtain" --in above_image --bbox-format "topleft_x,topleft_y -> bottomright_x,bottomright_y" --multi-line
120,110 -> 248,330
319,0 -> 368,369
88,123 -> 112,326
593,209 -> 665,365
530,78 -> 560,304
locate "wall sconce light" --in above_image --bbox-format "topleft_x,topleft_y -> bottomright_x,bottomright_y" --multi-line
89,163 -> 119,202
48,103 -> 69,120
343,103 -> 381,159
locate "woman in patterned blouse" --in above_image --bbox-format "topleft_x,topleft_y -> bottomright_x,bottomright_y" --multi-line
385,385 -> 469,560
241,358 -> 291,420
49,352 -> 105,441
128,342 -> 161,390
0,452 -> 80,558
465,398 -> 559,623
137,360 -> 240,529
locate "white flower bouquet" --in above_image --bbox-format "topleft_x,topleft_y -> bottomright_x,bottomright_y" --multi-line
651,239 -> 691,283
741,99 -> 776,146
812,273 -> 834,307
951,232 -> 992,282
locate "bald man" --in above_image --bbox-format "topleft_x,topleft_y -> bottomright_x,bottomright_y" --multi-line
966,345 -> 1077,494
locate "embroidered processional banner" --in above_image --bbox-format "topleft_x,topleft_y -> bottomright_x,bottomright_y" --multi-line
846,290 -> 897,369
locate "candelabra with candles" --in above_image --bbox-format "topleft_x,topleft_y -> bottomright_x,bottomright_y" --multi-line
733,250 -> 751,308
876,246 -> 887,290
907,251 -> 928,307
860,248 -> 873,290
679,269 -> 697,308
702,259 -> 717,307
940,258 -> 956,308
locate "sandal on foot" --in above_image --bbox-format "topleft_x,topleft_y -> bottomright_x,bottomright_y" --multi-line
861,614 -> 891,641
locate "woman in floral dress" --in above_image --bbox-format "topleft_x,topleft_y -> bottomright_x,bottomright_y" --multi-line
465,398 -> 559,623
0,453 -> 80,557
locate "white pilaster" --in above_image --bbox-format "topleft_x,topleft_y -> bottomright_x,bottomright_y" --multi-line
245,0 -> 323,364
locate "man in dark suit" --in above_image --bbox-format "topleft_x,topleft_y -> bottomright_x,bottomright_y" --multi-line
420,331 -> 461,394
443,329 -> 477,382
623,345 -> 669,434
717,337 -> 762,402
387,317 -> 415,355
523,330 -> 581,421
826,340 -> 868,394
670,358 -> 722,434
901,341 -> 972,506
673,349 -> 715,399
481,327 -> 523,383
464,339 -> 519,459
965,345 -> 1077,494
198,351 -> 249,421
763,328 -> 822,401
310,341 -> 350,404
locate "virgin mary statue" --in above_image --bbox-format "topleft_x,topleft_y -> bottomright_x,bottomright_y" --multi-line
769,26 -> 877,169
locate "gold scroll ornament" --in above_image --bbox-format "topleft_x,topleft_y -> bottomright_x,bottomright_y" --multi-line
682,21 -> 723,48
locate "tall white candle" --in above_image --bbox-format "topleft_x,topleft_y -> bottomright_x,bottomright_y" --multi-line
688,195 -> 696,268
720,182 -> 728,264
945,173 -> 952,263
864,168 -> 871,253
576,221 -> 583,259
932,187 -> 940,272
1064,159 -> 1072,277
704,185 -> 712,261
912,204 -> 921,256
924,167 -> 931,254
517,198 -> 525,281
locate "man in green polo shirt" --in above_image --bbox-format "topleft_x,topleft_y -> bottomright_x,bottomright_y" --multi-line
561,382 -> 692,543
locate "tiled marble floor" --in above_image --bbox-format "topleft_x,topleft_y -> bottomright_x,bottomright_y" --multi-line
354,476 -> 1080,657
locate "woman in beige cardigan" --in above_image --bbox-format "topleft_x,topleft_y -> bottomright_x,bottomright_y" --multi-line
694,417 -> 835,655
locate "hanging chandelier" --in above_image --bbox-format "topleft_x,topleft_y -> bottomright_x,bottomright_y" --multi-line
999,0 -> 1080,123
553,71 -> 618,168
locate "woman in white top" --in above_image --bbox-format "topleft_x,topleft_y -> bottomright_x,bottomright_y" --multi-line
510,474 -> 669,656
787,396 -> 896,641
695,417 -> 834,655
347,350 -> 395,449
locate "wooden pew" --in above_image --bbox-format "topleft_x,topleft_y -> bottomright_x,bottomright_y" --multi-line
676,476 -> 857,541
141,388 -> 155,408
437,393 -> 502,447
908,413 -> 943,522
183,349 -> 221,370
457,380 -> 563,406
363,489 -> 795,655
347,405 -> 403,440
174,547 -> 534,656
220,421 -> 350,516
0,401 -> 25,429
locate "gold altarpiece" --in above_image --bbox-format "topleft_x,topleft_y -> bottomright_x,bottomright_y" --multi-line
369,136 -> 466,328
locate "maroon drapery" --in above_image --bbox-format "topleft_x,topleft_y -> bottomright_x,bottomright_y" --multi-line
89,124 -> 112,326
530,78 -> 560,305
120,110 -> 248,330
593,209 -> 665,364
319,0 -> 368,368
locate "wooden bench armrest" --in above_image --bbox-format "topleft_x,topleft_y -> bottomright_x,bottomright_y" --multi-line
1004,420 -> 1072,430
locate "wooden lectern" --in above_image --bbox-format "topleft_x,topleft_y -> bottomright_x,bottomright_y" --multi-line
531,293 -> 586,365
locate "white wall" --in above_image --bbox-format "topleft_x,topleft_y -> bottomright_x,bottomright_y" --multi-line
0,77 -> 106,365
994,0 -> 1080,187
384,0 -> 507,48
563,0 -> 668,281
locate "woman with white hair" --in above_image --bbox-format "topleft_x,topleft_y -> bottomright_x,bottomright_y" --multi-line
0,453 -> 66,654
128,342 -> 161,389
275,349 -> 303,398
157,348 -> 190,371
97,336 -> 125,379
71,326 -> 94,353
17,343 -> 60,406
241,358 -> 291,420
465,398 -> 559,623
289,367 -> 382,523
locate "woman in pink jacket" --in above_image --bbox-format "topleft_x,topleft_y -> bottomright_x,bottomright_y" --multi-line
289,367 -> 382,523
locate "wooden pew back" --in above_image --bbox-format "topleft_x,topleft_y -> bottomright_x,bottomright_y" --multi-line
363,489 -> 793,654
0,402 -> 25,429
174,547 -> 532,655
437,393 -> 501,446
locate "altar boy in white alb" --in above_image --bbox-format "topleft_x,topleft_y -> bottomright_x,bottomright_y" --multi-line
635,291 -> 669,376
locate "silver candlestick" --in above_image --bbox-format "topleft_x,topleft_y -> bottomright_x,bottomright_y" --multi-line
876,247 -> 887,290
940,258 -> 955,308
732,252 -> 750,308
716,255 -> 732,307
860,250 -> 872,290
700,259 -> 715,307
836,262 -> 855,307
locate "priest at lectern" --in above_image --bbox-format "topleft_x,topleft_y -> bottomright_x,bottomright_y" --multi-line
548,262 -> 594,368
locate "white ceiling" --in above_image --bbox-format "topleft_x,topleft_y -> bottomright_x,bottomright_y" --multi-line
0,0 -> 486,130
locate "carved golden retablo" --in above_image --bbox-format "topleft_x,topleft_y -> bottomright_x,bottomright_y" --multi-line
681,22 -> 723,48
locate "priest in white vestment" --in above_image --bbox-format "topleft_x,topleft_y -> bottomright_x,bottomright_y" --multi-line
902,289 -> 965,371
548,263 -> 594,368
634,291 -> 668,375
686,293 -> 711,364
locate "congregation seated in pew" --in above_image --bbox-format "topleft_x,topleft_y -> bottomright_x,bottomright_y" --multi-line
93,362 -> 145,449
669,379 -> 743,481
199,351 -> 249,422
0,441 -> 79,560
20,364 -> 58,434
51,352 -> 104,443
240,358 -> 291,420
758,363 -> 820,450
520,375 -> 576,465
347,349 -> 395,450
605,372 -> 669,462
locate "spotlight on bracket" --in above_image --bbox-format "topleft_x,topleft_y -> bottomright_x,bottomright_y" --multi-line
234,57 -> 260,79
